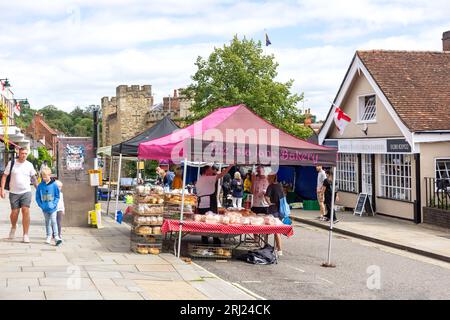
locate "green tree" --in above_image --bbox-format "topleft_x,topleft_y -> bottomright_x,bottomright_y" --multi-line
37,146 -> 52,170
183,35 -> 312,138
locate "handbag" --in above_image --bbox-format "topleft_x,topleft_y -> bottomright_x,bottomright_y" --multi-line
4,158 -> 15,191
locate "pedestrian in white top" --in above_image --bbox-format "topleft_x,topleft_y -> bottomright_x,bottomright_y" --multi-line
316,165 -> 327,221
1,148 -> 38,243
54,180 -> 65,240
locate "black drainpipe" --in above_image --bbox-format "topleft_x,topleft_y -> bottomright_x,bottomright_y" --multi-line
414,153 -> 422,224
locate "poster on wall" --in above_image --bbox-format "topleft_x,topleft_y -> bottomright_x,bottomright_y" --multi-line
65,145 -> 86,171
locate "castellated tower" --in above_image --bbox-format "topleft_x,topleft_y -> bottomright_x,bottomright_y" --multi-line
116,85 -> 153,142
101,85 -> 154,146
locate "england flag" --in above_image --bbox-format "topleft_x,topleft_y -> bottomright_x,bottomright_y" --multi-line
334,107 -> 351,135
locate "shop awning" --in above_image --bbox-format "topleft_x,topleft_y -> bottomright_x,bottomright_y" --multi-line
138,104 -> 338,166
0,138 -> 20,150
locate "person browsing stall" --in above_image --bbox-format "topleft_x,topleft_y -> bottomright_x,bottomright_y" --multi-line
251,166 -> 269,214
265,173 -> 285,256
195,165 -> 233,244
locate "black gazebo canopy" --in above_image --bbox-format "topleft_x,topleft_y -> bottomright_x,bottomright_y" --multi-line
111,116 -> 179,157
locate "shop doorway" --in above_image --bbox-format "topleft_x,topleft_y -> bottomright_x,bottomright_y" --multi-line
362,154 -> 373,203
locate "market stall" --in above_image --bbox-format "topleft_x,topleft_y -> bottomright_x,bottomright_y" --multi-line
101,116 -> 179,218
137,104 -> 338,260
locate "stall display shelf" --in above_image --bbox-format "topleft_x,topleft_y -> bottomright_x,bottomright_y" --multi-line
131,242 -> 162,255
188,243 -> 233,259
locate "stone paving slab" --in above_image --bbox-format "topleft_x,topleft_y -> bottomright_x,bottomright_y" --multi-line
7,278 -> 39,287
0,197 -> 255,300
0,292 -> 45,300
44,290 -> 103,300
134,280 -> 208,300
0,272 -> 44,279
99,291 -> 145,300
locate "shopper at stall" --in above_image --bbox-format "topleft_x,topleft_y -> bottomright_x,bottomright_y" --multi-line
251,166 -> 269,214
221,168 -> 232,208
316,165 -> 327,221
231,172 -> 244,208
1,148 -> 38,243
172,167 -> 183,190
196,165 -> 233,244
265,173 -> 285,256
323,169 -> 339,223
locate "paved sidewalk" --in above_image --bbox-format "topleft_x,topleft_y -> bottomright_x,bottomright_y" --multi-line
291,209 -> 450,262
0,197 -> 255,300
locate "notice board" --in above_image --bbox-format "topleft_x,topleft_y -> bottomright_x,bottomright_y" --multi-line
57,137 -> 95,227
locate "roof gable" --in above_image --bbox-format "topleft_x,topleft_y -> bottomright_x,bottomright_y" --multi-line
357,50 -> 450,132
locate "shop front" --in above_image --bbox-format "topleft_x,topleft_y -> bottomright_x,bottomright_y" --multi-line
318,46 -> 450,226
323,138 -> 419,222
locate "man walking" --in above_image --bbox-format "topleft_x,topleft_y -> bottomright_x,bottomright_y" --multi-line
1,148 -> 38,243
316,165 -> 327,221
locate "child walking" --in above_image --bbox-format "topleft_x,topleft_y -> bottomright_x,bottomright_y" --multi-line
36,167 -> 62,246
55,180 -> 65,240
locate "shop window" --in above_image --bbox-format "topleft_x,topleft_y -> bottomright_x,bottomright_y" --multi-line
436,159 -> 450,180
336,153 -> 358,192
358,95 -> 376,122
380,154 -> 412,201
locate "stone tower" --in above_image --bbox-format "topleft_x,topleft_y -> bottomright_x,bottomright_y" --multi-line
101,85 -> 154,146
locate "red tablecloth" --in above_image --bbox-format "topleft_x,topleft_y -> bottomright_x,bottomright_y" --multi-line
162,219 -> 294,237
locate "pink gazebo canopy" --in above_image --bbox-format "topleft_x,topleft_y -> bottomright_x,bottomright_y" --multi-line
138,104 -> 337,166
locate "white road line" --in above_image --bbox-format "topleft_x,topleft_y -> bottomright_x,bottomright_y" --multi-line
193,262 -> 266,300
232,282 -> 267,301
242,281 -> 262,283
317,276 -> 334,285
286,264 -> 306,273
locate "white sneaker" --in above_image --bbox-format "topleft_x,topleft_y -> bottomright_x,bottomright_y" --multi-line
23,235 -> 30,243
55,236 -> 62,246
8,228 -> 16,239
277,250 -> 283,256
45,236 -> 52,244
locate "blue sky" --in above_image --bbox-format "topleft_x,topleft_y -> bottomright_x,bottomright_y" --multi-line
0,0 -> 449,120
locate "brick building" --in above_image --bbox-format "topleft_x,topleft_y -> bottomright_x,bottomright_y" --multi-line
25,113 -> 59,159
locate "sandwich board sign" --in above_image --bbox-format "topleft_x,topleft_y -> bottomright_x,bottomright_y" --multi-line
353,193 -> 375,216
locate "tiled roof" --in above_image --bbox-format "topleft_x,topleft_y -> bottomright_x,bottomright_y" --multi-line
357,50 -> 450,131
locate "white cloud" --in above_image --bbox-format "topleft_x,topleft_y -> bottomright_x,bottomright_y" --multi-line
0,0 -> 448,122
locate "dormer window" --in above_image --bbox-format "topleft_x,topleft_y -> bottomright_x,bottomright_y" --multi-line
358,95 -> 376,122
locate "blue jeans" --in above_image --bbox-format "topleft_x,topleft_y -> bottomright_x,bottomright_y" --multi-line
43,211 -> 58,238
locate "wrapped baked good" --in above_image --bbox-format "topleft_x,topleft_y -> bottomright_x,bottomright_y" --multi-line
152,227 -> 162,235
150,216 -> 157,225
148,247 -> 160,255
205,215 -> 217,224
217,248 -> 224,256
250,217 -> 264,226
221,216 -> 230,225
135,185 -> 145,195
240,217 -> 251,225
223,250 -> 232,257
194,214 -> 203,222
229,215 -> 240,224
136,226 -> 152,235
157,216 -> 164,224
136,246 -> 148,254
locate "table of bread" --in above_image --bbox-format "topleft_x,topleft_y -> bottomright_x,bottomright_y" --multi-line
131,185 -> 197,255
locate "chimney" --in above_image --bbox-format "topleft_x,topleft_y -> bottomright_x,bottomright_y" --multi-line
173,89 -> 178,98
443,31 -> 450,51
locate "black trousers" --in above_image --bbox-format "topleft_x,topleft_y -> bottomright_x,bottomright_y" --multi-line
324,199 -> 337,221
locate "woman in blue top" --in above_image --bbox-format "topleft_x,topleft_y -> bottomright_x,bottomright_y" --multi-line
231,172 -> 244,208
